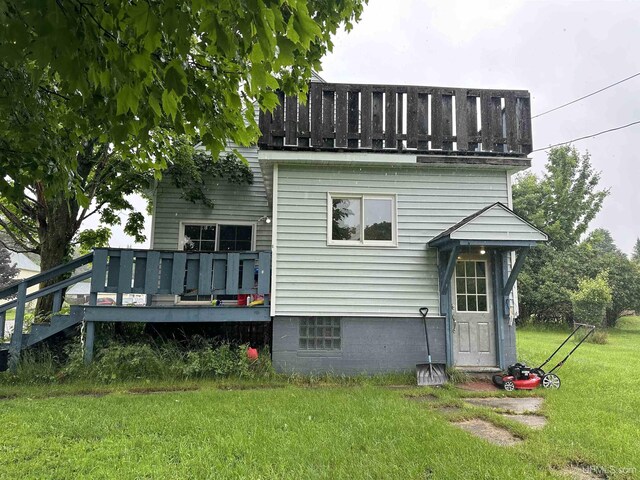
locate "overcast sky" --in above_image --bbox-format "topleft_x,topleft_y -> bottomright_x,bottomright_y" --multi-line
104,0 -> 640,254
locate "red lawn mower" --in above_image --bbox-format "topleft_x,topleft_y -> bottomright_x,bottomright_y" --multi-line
493,323 -> 595,391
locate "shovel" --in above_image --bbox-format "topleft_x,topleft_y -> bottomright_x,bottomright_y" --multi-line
416,307 -> 447,386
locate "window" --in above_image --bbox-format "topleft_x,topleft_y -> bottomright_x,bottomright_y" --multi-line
180,222 -> 254,302
329,194 -> 396,246
299,318 -> 341,350
455,260 -> 488,312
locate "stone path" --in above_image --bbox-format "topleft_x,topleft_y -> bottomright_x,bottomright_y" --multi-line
453,419 -> 522,446
500,413 -> 547,429
463,396 -> 544,414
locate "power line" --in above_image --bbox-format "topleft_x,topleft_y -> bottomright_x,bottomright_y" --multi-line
531,119 -> 640,152
532,71 -> 640,119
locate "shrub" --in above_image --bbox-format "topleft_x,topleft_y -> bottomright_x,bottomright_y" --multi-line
92,344 -> 165,382
570,272 -> 612,327
587,330 -> 608,344
179,343 -> 251,378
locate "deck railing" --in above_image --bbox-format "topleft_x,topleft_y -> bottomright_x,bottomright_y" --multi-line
258,82 -> 533,155
90,249 -> 272,303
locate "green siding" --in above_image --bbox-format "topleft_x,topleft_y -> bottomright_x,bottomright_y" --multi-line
275,164 -> 510,317
151,144 -> 272,251
452,204 -> 547,241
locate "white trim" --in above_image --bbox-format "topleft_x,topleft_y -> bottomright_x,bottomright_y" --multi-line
270,163 -> 279,317
506,172 -> 513,209
272,312 -> 443,319
326,193 -> 398,247
149,180 -> 158,248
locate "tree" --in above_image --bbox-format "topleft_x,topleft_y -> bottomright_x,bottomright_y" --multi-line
0,1 -> 366,314
513,146 -> 609,250
513,146 -> 613,323
0,248 -> 18,289
570,272 -> 612,327
1,1 -> 366,194
632,238 -> 640,263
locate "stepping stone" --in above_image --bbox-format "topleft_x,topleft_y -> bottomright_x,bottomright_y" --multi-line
453,419 -> 522,446
464,396 -> 543,413
500,413 -> 547,429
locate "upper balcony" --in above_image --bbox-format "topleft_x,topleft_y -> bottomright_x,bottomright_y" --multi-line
258,82 -> 533,157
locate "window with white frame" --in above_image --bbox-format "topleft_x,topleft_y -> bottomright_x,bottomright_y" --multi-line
181,223 -> 254,302
328,194 -> 396,246
299,317 -> 341,351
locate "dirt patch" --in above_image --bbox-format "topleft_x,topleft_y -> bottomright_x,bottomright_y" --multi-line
453,418 -> 522,446
556,464 -> 607,479
437,406 -> 461,414
405,393 -> 438,403
501,413 -> 547,429
458,380 -> 499,392
216,384 -> 285,391
464,396 -> 543,414
127,385 -> 200,395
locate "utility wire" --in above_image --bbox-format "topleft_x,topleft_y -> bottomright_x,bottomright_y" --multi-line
532,71 -> 640,119
531,119 -> 640,152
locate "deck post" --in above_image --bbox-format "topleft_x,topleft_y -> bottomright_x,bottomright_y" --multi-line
0,311 -> 5,340
8,282 -> 27,373
84,321 -> 95,364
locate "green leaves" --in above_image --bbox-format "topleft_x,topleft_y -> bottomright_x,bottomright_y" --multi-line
116,85 -> 140,115
164,60 -> 188,97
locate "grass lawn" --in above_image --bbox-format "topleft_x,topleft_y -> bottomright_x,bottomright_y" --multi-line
1,319 -> 639,479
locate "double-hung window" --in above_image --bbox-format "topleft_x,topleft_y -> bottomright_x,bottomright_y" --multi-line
328,194 -> 397,246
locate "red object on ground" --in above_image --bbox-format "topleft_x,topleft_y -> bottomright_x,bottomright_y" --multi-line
504,374 -> 542,390
247,347 -> 258,360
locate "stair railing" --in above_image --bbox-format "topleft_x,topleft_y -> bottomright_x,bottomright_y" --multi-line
0,253 -> 94,372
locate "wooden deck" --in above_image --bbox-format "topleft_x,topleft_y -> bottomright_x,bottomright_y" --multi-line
0,248 -> 272,371
258,82 -> 533,156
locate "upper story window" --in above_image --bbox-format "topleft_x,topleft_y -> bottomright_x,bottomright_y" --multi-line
328,194 -> 397,246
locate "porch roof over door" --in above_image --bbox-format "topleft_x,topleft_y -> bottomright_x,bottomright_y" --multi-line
428,202 -> 548,251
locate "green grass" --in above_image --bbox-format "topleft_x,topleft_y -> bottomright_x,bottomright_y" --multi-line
1,319 -> 639,479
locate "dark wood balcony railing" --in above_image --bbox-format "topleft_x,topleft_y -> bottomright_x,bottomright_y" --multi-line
258,82 -> 532,156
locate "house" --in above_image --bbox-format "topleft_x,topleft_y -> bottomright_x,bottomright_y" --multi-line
0,78 -> 546,374
1,253 -> 39,337
148,80 -> 546,373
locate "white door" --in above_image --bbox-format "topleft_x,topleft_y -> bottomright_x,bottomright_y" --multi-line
452,257 -> 496,367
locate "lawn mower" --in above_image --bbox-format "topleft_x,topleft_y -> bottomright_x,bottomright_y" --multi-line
493,323 -> 595,391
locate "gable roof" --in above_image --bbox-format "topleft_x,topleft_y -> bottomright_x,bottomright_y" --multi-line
9,252 -> 40,272
428,202 -> 548,248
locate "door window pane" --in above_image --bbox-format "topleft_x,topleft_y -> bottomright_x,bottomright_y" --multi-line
332,198 -> 361,241
364,198 -> 393,241
455,260 -> 489,312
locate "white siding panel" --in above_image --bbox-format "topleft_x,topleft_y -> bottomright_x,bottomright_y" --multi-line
151,144 -> 272,251
452,205 -> 547,241
275,164 -> 509,317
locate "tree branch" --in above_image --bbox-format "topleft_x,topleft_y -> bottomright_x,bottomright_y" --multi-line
0,204 -> 39,247
0,218 -> 38,253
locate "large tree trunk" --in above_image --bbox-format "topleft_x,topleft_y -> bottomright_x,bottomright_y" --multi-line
34,196 -> 79,319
